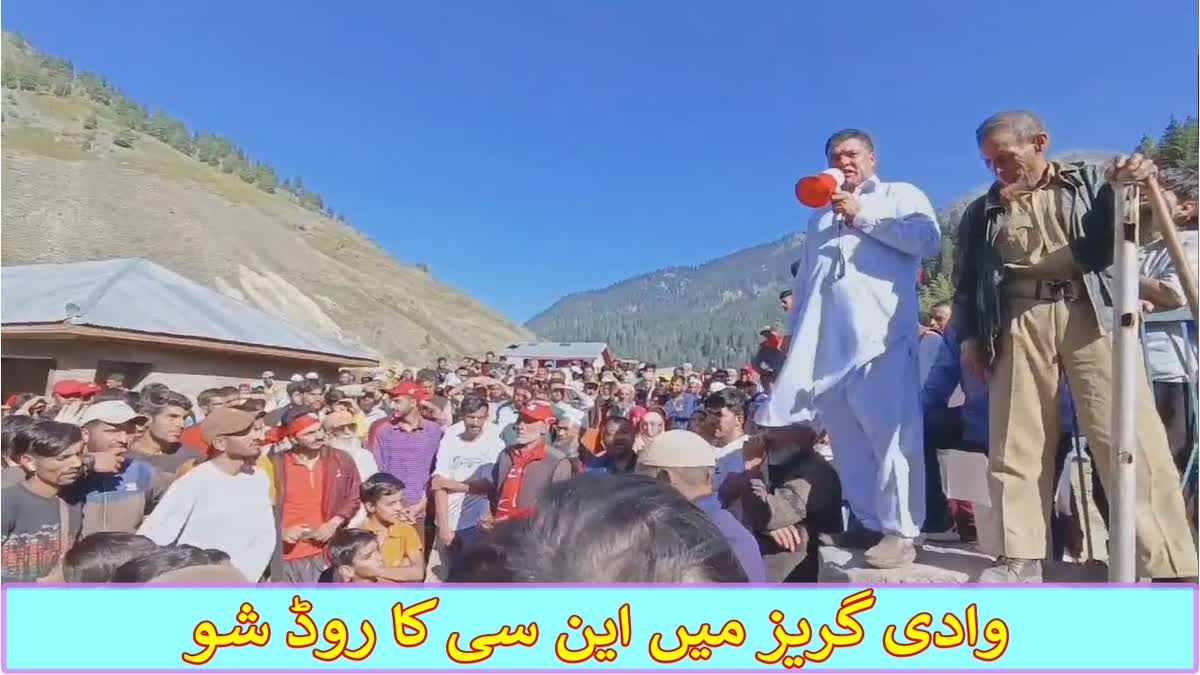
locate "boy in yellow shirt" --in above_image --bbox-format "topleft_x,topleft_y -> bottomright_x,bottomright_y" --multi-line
358,472 -> 424,581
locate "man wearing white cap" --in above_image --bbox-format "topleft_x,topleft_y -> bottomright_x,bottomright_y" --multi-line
638,430 -> 766,583
290,373 -> 305,384
64,401 -> 156,536
261,371 -> 288,410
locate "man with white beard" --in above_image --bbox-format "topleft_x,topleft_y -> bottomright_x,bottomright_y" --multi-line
323,411 -> 379,482
323,410 -> 379,527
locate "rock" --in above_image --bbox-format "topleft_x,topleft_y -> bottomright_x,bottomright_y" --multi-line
819,542 -> 992,584
819,541 -> 1111,584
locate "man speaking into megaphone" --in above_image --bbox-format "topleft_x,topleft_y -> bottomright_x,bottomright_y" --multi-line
758,129 -> 941,570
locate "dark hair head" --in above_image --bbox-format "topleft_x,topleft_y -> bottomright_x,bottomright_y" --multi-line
779,289 -> 793,300
139,382 -> 170,398
2,415 -> 38,461
62,532 -> 159,583
456,473 -> 747,583
603,415 -> 633,433
824,128 -> 875,157
325,389 -> 346,407
447,520 -> 527,583
139,389 -> 193,417
416,369 -> 438,385
11,420 -> 84,460
459,395 -> 489,416
279,405 -> 317,429
111,545 -> 231,583
196,388 -> 221,408
704,388 -> 747,415
295,380 -> 323,396
327,528 -> 377,568
360,472 -> 406,505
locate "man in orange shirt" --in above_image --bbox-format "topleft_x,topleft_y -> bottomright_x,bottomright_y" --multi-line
269,410 -> 361,583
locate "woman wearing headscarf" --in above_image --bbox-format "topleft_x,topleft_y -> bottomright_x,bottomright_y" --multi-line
632,410 -> 666,454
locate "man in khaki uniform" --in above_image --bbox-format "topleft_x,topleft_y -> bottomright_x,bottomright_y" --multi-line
954,110 -> 1196,582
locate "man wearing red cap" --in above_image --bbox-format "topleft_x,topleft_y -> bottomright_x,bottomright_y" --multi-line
50,380 -> 101,407
489,402 -> 571,524
369,382 -> 443,528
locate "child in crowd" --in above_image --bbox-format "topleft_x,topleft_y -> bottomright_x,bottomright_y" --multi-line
358,473 -> 425,581
328,528 -> 386,583
61,532 -> 158,583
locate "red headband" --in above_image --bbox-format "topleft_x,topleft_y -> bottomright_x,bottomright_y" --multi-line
286,415 -> 321,438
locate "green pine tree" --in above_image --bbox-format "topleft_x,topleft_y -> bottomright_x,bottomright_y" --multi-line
238,161 -> 257,183
254,164 -> 278,193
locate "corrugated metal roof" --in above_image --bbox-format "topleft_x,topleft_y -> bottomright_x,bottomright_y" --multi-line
1,258 -> 375,360
500,341 -> 610,360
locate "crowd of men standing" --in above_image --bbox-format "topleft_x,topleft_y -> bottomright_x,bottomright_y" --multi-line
1,109 -> 1197,585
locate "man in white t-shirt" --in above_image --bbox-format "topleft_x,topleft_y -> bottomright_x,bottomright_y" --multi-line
138,408 -> 275,582
427,395 -> 504,582
706,388 -> 750,501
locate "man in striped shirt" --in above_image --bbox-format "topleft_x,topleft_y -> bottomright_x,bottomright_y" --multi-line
369,382 -> 443,526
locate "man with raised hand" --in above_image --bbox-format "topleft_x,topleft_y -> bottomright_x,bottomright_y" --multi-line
760,128 -> 941,569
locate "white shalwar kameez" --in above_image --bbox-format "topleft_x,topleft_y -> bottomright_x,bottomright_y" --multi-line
757,175 -> 940,538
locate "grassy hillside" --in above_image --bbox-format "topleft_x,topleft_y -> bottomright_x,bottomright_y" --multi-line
0,32 -> 533,365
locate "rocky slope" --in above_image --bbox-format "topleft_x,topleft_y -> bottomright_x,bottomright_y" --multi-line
1,88 -> 532,365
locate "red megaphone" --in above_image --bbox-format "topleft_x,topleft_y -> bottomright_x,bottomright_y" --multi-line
794,168 -> 846,208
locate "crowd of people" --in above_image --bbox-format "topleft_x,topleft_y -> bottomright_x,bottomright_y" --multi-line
1,109 -> 1197,586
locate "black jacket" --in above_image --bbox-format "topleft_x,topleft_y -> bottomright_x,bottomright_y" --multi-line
952,162 -> 1116,365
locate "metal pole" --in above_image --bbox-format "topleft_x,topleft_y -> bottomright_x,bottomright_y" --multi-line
1110,182 -> 1140,583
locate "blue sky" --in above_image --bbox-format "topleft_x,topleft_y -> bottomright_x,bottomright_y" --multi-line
5,1 -> 1197,322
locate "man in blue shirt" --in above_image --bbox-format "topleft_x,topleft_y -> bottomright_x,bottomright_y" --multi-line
586,417 -> 637,475
662,376 -> 699,430
922,327 -> 1108,552
921,326 -> 989,541
64,400 -> 156,537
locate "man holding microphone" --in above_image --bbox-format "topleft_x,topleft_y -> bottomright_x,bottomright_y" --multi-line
759,129 -> 941,569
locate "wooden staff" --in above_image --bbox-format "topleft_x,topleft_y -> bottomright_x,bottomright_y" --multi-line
1145,176 -> 1199,321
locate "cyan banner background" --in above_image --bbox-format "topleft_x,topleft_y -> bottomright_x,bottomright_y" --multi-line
2,585 -> 1196,672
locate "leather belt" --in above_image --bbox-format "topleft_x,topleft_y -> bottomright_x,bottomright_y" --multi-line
1004,278 -> 1086,303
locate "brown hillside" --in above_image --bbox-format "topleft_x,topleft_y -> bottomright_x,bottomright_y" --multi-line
1,88 -> 532,364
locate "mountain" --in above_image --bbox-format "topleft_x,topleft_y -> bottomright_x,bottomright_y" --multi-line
528,134 -> 1196,366
527,235 -> 803,367
0,32 -> 533,366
